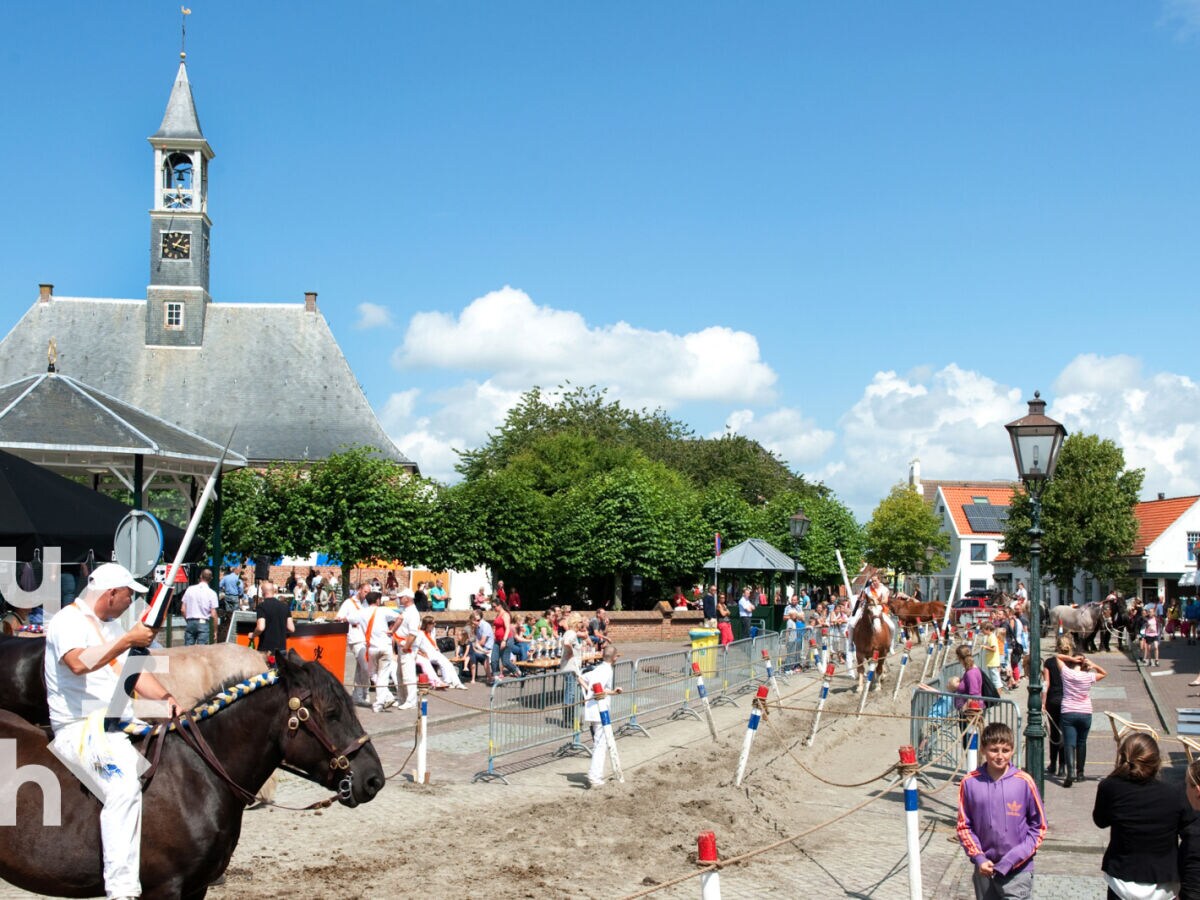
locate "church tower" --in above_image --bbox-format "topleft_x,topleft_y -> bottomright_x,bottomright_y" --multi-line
146,53 -> 214,346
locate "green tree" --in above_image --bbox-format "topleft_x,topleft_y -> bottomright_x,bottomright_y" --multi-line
286,447 -> 438,595
864,484 -> 951,587
773,492 -> 866,590
1002,433 -> 1143,599
698,480 -> 761,549
433,471 -> 552,578
554,459 -> 706,609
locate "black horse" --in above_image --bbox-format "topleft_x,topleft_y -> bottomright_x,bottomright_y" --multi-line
0,648 -> 383,898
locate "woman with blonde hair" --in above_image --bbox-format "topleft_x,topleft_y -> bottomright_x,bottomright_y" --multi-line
1042,634 -> 1074,779
1093,732 -> 1190,899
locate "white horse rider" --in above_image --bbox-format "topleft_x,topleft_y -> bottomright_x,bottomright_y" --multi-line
849,577 -> 899,654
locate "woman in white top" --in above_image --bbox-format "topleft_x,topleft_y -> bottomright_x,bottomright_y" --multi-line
559,613 -> 586,729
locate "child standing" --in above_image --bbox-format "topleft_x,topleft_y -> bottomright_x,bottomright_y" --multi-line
981,622 -> 1003,692
957,722 -> 1047,899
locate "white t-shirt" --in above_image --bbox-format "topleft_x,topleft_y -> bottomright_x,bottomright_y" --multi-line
559,629 -> 581,674
338,596 -> 366,645
348,605 -> 399,655
44,602 -> 130,731
583,661 -> 614,724
392,605 -> 421,650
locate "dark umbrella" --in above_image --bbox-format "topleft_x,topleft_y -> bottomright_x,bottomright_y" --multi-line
0,449 -> 194,563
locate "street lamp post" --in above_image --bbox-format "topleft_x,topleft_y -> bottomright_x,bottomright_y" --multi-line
789,509 -> 811,603
1006,391 -> 1067,798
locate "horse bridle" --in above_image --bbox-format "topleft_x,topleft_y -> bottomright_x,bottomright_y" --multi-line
281,686 -> 374,804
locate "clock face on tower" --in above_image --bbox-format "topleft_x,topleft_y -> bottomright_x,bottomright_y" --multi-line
161,231 -> 191,260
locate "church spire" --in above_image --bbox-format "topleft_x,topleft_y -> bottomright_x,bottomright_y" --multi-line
153,57 -> 205,141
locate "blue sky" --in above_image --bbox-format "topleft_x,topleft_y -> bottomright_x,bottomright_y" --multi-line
2,2 -> 1198,517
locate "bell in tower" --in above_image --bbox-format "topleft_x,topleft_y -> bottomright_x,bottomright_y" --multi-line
146,51 -> 214,347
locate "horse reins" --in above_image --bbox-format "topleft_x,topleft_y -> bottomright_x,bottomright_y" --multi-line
142,681 -> 374,811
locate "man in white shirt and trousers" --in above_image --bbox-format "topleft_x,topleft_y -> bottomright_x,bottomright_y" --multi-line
337,583 -> 371,706
44,563 -> 180,900
389,589 -> 421,710
583,644 -> 622,788
348,591 -> 399,713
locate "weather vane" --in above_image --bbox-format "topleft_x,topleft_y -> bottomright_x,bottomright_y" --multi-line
180,6 -> 191,60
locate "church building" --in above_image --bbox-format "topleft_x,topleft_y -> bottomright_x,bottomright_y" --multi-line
0,55 -> 415,472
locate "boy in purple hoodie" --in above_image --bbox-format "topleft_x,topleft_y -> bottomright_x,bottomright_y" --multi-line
956,722 -> 1047,899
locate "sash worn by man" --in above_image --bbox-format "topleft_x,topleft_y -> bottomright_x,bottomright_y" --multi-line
44,563 -> 179,900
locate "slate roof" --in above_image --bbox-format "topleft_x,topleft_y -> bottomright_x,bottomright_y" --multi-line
0,372 -> 247,468
153,61 -> 205,141
0,296 -> 415,469
702,538 -> 801,573
1131,495 -> 1200,555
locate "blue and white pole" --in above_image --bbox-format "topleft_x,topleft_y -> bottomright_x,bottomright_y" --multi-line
762,649 -> 782,708
692,661 -> 719,742
856,651 -> 879,719
820,626 -> 830,672
807,663 -> 836,747
592,682 -> 624,783
899,745 -> 922,900
734,685 -> 770,786
919,627 -> 937,684
892,641 -> 912,700
415,673 -> 430,784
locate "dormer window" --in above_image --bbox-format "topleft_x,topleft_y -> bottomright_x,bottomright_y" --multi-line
164,302 -> 184,330
162,152 -> 194,209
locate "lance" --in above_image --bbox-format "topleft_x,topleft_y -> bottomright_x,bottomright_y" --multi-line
142,428 -> 236,630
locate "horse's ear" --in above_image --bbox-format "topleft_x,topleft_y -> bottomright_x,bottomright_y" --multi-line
275,649 -> 306,678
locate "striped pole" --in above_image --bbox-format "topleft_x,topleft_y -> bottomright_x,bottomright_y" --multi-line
762,649 -> 782,707
415,673 -> 430,784
692,662 -> 719,742
808,637 -> 818,670
820,626 -> 830,672
856,651 -> 879,719
892,641 -> 912,700
899,745 -> 922,900
697,832 -> 721,900
807,663 -> 835,746
734,685 -> 770,786
592,683 -> 624,783
919,628 -> 937,684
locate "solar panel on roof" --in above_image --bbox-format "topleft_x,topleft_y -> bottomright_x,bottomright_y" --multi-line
963,504 -> 1009,533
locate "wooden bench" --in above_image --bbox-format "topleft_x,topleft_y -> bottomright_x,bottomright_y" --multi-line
1105,710 -> 1160,743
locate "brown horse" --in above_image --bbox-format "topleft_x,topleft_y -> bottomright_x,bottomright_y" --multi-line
0,650 -> 383,898
852,599 -> 891,693
890,594 -> 947,644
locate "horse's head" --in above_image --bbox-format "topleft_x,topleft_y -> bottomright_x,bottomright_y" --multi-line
274,651 -> 384,807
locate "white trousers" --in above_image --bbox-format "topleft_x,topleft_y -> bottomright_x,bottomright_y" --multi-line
398,651 -> 418,704
588,721 -> 608,784
370,649 -> 396,707
52,723 -> 142,899
430,650 -> 462,687
350,642 -> 369,701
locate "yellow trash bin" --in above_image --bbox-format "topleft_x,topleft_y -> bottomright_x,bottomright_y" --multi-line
689,628 -> 719,679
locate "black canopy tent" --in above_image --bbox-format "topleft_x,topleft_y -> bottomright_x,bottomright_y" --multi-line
0,448 -> 195,565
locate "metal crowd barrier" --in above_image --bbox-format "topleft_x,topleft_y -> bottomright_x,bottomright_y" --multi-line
473,635 -> 795,781
909,687 -> 1023,774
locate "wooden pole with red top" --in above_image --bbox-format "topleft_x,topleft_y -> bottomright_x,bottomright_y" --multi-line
807,662 -> 836,747
898,745 -> 922,900
856,651 -> 879,719
733,685 -> 769,786
891,640 -> 912,700
691,662 -> 719,742
761,649 -> 782,708
697,831 -> 721,900
415,673 -> 430,784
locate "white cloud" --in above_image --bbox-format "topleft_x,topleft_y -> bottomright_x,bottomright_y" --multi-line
722,407 -> 836,470
392,286 -> 777,407
354,302 -> 393,330
1053,355 -> 1200,497
1161,0 -> 1200,38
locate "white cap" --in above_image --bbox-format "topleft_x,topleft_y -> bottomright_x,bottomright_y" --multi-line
398,588 -> 414,599
88,563 -> 148,595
